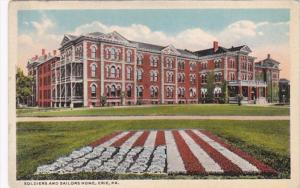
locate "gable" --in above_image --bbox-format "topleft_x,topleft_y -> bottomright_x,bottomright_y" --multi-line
162,45 -> 180,55
61,36 -> 71,45
105,31 -> 129,43
240,45 -> 252,53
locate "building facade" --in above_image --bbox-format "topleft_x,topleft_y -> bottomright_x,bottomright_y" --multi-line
27,31 -> 280,107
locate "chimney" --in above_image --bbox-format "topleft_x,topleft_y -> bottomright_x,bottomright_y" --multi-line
53,50 -> 57,56
267,54 -> 270,59
213,41 -> 219,52
42,48 -> 46,56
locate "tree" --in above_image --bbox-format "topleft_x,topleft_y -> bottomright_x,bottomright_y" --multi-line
16,67 -> 33,107
100,96 -> 107,107
220,80 -> 228,104
206,71 -> 215,103
120,91 -> 125,106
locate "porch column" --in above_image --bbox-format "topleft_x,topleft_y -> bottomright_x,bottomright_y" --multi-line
248,86 -> 251,100
257,87 -> 259,98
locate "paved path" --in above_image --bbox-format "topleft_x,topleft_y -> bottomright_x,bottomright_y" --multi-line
17,115 -> 290,122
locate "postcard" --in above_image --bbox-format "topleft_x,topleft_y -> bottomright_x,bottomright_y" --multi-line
8,1 -> 300,188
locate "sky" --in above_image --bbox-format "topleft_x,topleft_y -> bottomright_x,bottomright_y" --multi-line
18,9 -> 290,79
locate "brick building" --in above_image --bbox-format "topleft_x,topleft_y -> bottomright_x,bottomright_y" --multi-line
27,49 -> 60,107
27,31 -> 280,107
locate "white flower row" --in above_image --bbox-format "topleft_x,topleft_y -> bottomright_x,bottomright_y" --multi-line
147,145 -> 166,174
129,147 -> 154,173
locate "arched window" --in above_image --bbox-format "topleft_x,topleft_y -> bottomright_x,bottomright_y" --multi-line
116,67 -> 121,78
91,46 -> 96,59
150,71 -> 158,82
150,87 -> 155,97
137,69 -> 142,81
214,87 -> 222,98
127,85 -> 132,97
116,86 -> 121,97
105,48 -> 110,59
214,59 -> 221,69
137,86 -> 143,97
91,64 -> 96,77
91,84 -> 97,97
126,50 -> 132,63
137,54 -> 143,65
110,66 -> 116,78
166,87 -> 173,98
111,48 -> 116,60
111,85 -> 116,97
106,86 -> 110,97
127,67 -> 132,80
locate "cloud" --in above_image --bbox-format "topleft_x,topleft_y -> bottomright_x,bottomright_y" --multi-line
18,16 -> 62,72
18,17 -> 289,78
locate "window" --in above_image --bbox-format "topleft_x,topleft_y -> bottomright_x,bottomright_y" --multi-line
201,74 -> 207,83
111,85 -> 116,97
190,74 -> 196,84
201,62 -> 208,70
166,58 -> 173,69
110,66 -> 116,78
137,69 -> 143,81
178,73 -> 185,83
91,84 -> 96,97
229,59 -> 235,68
214,59 -> 222,69
150,87 -> 158,98
126,50 -> 132,63
116,67 -> 121,78
91,64 -> 96,77
190,62 -> 196,71
166,87 -> 173,98
137,54 -> 143,65
91,46 -> 96,59
178,60 -> 185,70
215,73 -> 222,82
127,67 -> 132,80
111,48 -> 116,60
230,72 -> 235,81
127,85 -> 132,97
178,88 -> 185,98
150,71 -> 158,82
167,72 -> 174,82
137,86 -> 143,97
151,57 -> 158,67
214,87 -> 222,98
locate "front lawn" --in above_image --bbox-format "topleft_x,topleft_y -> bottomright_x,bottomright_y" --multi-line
17,120 -> 290,180
17,104 -> 290,117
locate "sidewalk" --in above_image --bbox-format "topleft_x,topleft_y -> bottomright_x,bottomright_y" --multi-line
17,115 -> 290,122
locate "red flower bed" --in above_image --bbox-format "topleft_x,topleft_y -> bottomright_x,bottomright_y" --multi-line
132,131 -> 150,147
200,130 -> 277,175
89,131 -> 121,147
155,130 -> 166,146
111,131 -> 136,147
172,130 -> 206,174
185,130 -> 242,175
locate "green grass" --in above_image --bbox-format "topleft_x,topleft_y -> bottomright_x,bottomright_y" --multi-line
17,104 -> 290,117
17,120 -> 290,180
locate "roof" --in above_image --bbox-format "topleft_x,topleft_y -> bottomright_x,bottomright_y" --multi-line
228,45 -> 246,52
27,54 -> 59,68
193,46 -> 229,56
132,41 -> 164,51
255,55 -> 280,70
